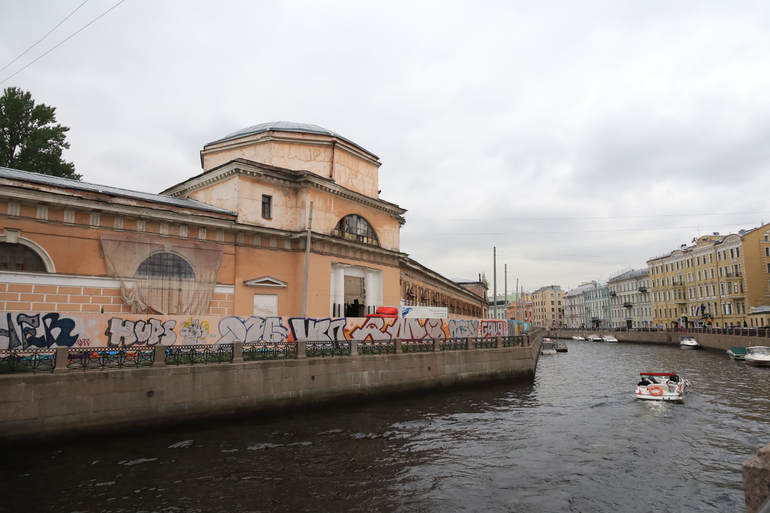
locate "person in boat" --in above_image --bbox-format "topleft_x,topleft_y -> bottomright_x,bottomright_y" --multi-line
637,377 -> 651,386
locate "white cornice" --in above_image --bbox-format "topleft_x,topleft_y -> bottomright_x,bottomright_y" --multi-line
201,133 -> 381,168
0,270 -> 234,294
166,161 -> 406,220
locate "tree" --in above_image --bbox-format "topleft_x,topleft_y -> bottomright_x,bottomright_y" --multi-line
0,87 -> 80,179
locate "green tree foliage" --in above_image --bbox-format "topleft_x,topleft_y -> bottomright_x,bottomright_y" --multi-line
0,87 -> 80,179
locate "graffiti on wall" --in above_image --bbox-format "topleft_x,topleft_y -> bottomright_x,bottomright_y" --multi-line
0,312 -> 531,350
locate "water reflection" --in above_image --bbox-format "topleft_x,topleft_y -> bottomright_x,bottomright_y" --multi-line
0,341 -> 768,512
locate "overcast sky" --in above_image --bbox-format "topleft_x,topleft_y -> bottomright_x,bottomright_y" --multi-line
2,1 -> 770,296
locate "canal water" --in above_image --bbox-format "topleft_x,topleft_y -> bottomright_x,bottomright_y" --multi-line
2,341 -> 769,513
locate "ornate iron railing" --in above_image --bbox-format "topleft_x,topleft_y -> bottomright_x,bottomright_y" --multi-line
306,341 -> 351,357
440,338 -> 467,351
358,339 -> 395,355
502,336 -> 523,347
0,349 -> 56,374
66,347 -> 156,371
401,338 -> 435,353
164,344 -> 233,366
242,342 -> 296,360
471,337 -> 496,349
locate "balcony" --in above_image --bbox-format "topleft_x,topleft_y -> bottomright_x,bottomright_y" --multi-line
610,292 -> 617,297
623,302 -> 633,308
638,286 -> 648,293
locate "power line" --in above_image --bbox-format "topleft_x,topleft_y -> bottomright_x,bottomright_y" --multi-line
0,0 -> 128,86
405,211 -> 770,222
0,0 -> 91,75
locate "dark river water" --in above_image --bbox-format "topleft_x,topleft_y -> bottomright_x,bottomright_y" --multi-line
2,341 -> 770,513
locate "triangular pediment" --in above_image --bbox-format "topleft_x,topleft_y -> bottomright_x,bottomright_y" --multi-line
243,276 -> 288,288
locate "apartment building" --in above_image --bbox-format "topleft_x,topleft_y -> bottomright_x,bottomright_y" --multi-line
647,223 -> 770,328
607,269 -> 652,329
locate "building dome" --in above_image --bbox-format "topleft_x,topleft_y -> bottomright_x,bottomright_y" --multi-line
206,121 -> 376,158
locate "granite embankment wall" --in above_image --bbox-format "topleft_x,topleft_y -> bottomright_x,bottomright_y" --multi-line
548,330 -> 769,351
0,337 -> 541,441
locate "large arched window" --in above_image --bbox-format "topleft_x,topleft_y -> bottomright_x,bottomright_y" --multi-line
331,214 -> 379,246
135,252 -> 195,279
0,242 -> 47,272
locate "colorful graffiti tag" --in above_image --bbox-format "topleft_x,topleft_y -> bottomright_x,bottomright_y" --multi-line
0,312 -> 531,350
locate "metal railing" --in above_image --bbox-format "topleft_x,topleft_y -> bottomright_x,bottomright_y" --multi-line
67,348 -> 156,371
0,349 -> 56,374
0,334 -> 534,374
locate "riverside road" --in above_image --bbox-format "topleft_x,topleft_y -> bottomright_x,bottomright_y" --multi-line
0,340 -> 767,513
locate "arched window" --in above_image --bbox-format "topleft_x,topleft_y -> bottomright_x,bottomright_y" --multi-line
135,252 -> 195,279
0,242 -> 47,272
331,214 -> 379,246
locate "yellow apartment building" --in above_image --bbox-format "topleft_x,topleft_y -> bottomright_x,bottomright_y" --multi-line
647,223 -> 770,328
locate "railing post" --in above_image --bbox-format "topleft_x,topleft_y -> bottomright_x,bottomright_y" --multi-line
495,335 -> 503,348
466,336 -> 473,350
433,338 -> 441,352
232,341 -> 244,363
350,339 -> 358,356
394,338 -> 402,354
53,346 -> 69,373
153,344 -> 167,366
297,340 -> 307,359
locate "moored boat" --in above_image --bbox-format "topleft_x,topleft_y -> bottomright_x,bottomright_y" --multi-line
745,346 -> 770,367
587,334 -> 602,342
540,339 -> 557,355
571,335 -> 585,341
602,335 -> 618,343
554,339 -> 568,352
635,372 -> 689,402
727,347 -> 747,360
679,336 -> 701,349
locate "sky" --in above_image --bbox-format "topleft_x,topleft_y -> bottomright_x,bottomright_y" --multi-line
2,0 -> 770,297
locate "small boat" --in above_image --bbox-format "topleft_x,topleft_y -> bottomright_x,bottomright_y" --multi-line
679,336 -> 701,349
727,347 -> 747,360
745,346 -> 770,367
540,339 -> 557,355
602,335 -> 618,343
571,335 -> 585,341
587,334 -> 602,342
554,340 -> 568,352
635,372 -> 689,402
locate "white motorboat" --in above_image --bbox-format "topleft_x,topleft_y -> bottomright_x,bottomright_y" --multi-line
727,347 -> 747,360
554,339 -> 568,352
587,334 -> 602,342
635,372 -> 689,402
540,339 -> 557,355
571,335 -> 585,341
602,335 -> 618,343
679,336 -> 701,349
745,346 -> 770,367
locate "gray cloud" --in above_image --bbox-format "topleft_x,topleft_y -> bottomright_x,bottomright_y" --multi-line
2,0 -> 770,293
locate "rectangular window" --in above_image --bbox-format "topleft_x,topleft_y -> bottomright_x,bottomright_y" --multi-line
766,247 -> 770,257
262,195 -> 272,219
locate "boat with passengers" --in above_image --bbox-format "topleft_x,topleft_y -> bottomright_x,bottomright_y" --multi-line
635,372 -> 689,402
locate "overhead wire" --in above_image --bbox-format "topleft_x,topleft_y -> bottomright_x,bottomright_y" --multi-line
0,0 -> 91,75
0,0 -> 128,86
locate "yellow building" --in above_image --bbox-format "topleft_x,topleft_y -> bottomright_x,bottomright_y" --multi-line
528,285 -> 564,328
647,223 -> 770,328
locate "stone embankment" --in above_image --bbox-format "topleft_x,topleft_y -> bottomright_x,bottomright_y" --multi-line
548,330 -> 769,352
0,334 -> 542,441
